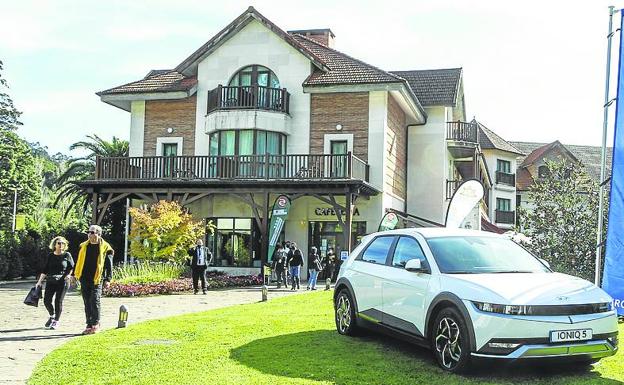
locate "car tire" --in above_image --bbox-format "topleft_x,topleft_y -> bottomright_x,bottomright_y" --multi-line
334,289 -> 359,336
431,307 -> 472,373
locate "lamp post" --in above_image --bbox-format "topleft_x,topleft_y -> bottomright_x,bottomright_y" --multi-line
11,188 -> 17,233
117,305 -> 128,328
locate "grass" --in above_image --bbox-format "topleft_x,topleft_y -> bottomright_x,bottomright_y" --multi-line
112,263 -> 185,284
30,291 -> 623,385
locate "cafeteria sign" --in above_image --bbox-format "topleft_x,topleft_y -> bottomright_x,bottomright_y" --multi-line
267,195 -> 291,261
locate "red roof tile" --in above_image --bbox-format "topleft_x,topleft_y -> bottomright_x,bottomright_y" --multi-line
97,71 -> 196,96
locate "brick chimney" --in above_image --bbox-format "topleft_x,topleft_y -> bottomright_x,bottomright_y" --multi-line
288,28 -> 335,48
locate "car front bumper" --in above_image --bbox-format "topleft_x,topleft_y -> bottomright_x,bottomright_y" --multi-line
464,300 -> 619,360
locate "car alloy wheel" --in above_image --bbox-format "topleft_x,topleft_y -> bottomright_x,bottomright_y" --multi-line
336,294 -> 352,334
435,317 -> 462,369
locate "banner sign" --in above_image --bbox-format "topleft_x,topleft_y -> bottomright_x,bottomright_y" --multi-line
267,195 -> 291,261
445,179 -> 484,229
14,214 -> 26,231
603,11 -> 624,316
378,211 -> 399,231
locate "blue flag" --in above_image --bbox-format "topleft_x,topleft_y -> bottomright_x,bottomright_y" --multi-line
603,11 -> 624,316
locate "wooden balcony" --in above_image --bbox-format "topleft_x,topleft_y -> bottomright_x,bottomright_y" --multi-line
446,179 -> 462,200
446,120 -> 479,158
95,153 -> 369,182
495,209 -> 515,225
496,171 -> 516,187
207,85 -> 290,114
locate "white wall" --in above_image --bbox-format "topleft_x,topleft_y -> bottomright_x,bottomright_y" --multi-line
195,20 -> 312,155
406,106 -> 447,223
129,101 -> 145,157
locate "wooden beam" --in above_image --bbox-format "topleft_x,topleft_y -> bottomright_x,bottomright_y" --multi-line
97,192 -> 130,210
91,192 -> 99,224
135,193 -> 154,203
181,192 -> 212,206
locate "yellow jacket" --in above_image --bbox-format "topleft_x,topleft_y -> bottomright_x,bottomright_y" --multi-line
74,240 -> 113,285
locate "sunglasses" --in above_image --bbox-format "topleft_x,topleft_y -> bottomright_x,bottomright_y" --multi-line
56,241 -> 66,245
87,230 -> 97,235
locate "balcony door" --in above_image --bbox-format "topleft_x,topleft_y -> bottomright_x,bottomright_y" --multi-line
162,143 -> 178,178
330,140 -> 348,178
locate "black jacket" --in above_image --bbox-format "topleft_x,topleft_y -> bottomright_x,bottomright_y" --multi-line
288,250 -> 304,267
188,246 -> 213,267
41,252 -> 74,280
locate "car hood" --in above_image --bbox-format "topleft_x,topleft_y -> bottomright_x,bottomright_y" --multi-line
445,272 -> 612,305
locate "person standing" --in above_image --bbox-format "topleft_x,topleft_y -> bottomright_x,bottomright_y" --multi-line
307,246 -> 322,291
72,225 -> 113,335
288,246 -> 304,290
188,239 -> 212,294
323,247 -> 337,288
272,244 -> 288,289
36,236 -> 74,330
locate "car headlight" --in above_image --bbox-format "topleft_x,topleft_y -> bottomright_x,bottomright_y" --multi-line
473,301 -> 529,315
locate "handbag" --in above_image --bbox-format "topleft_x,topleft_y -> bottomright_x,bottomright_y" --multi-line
24,285 -> 42,307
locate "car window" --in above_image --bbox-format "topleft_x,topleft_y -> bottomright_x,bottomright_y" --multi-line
360,236 -> 394,264
392,236 -> 427,268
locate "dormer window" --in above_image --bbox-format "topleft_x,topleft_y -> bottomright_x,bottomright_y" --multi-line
229,65 -> 280,88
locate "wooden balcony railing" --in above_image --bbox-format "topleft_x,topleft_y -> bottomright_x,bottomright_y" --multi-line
496,171 -> 515,186
95,153 -> 369,182
446,179 -> 462,200
446,121 -> 479,143
495,210 -> 515,224
207,85 -> 290,114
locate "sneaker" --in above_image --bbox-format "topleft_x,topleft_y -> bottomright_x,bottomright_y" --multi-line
90,324 -> 100,334
82,326 -> 93,335
45,317 -> 54,328
193,290 -> 198,295
49,320 -> 59,330
311,288 -> 317,291
202,290 -> 207,295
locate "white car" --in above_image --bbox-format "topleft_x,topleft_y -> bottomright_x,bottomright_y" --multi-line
333,228 -> 619,373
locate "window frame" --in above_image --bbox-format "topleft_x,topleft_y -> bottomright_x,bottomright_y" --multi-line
355,235 -> 397,265
496,197 -> 511,212
228,65 -> 281,89
389,235 -> 431,273
496,159 -> 511,174
208,129 -> 287,156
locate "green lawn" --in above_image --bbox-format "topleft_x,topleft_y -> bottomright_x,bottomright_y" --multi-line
30,291 -> 623,385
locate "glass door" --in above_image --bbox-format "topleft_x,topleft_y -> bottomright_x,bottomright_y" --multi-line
330,140 -> 348,178
162,143 -> 177,178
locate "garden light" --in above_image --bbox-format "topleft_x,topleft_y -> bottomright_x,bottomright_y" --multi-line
261,284 -> 268,302
118,305 -> 128,328
325,278 -> 331,291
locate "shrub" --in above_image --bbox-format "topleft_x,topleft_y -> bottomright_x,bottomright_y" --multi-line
113,263 -> 185,285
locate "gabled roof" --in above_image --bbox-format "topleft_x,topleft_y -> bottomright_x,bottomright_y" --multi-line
175,6 -> 328,76
516,167 -> 533,191
97,70 -> 197,96
292,33 -> 407,86
477,123 -> 524,155
511,141 -> 612,183
517,140 -> 579,169
389,68 -> 462,106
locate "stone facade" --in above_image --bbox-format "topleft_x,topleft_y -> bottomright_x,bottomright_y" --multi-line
309,92 -> 369,161
144,96 -> 197,156
386,94 -> 407,200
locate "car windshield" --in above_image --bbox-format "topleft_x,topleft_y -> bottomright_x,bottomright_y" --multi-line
426,236 -> 550,274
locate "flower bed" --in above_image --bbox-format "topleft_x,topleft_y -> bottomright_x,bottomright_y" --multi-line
103,274 -> 263,297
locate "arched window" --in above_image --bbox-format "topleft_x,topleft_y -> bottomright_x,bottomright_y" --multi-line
228,65 -> 280,88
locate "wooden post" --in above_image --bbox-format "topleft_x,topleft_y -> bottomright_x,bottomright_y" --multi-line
91,192 -> 99,224
261,192 -> 270,268
344,189 -> 353,255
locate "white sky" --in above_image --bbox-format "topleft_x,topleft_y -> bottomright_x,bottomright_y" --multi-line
1,0 -> 622,155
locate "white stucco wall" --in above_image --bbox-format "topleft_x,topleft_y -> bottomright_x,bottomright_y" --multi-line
129,101 -> 145,157
406,106 -> 447,224
194,20 -> 312,155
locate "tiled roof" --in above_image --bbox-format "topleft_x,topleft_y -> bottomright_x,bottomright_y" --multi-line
477,123 -> 524,155
291,34 -> 405,86
511,141 -> 612,183
390,68 -> 462,106
97,70 -> 197,95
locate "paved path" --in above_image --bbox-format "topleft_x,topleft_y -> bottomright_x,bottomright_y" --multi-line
0,281 -> 305,385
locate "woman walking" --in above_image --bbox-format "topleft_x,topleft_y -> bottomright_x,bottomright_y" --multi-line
36,236 -> 74,330
307,246 -> 322,290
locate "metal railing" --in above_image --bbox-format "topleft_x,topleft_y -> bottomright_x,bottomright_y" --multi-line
446,179 -> 462,200
95,153 -> 369,182
446,121 -> 479,143
207,85 -> 290,114
496,171 -> 515,186
495,210 -> 515,224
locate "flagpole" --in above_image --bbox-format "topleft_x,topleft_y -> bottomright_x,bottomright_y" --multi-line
596,6 -> 617,286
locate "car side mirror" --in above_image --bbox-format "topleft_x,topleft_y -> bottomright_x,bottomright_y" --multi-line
539,258 -> 551,269
405,259 -> 423,272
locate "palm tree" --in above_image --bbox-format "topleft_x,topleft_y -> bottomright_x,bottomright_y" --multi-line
54,134 -> 129,215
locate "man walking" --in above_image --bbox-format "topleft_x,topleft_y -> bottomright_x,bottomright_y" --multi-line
188,239 -> 212,294
72,224 -> 114,335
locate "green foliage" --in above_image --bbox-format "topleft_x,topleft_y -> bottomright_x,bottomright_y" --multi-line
113,263 -> 185,285
30,292 -> 624,385
0,60 -> 22,131
518,159 -> 604,281
129,201 -> 212,263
